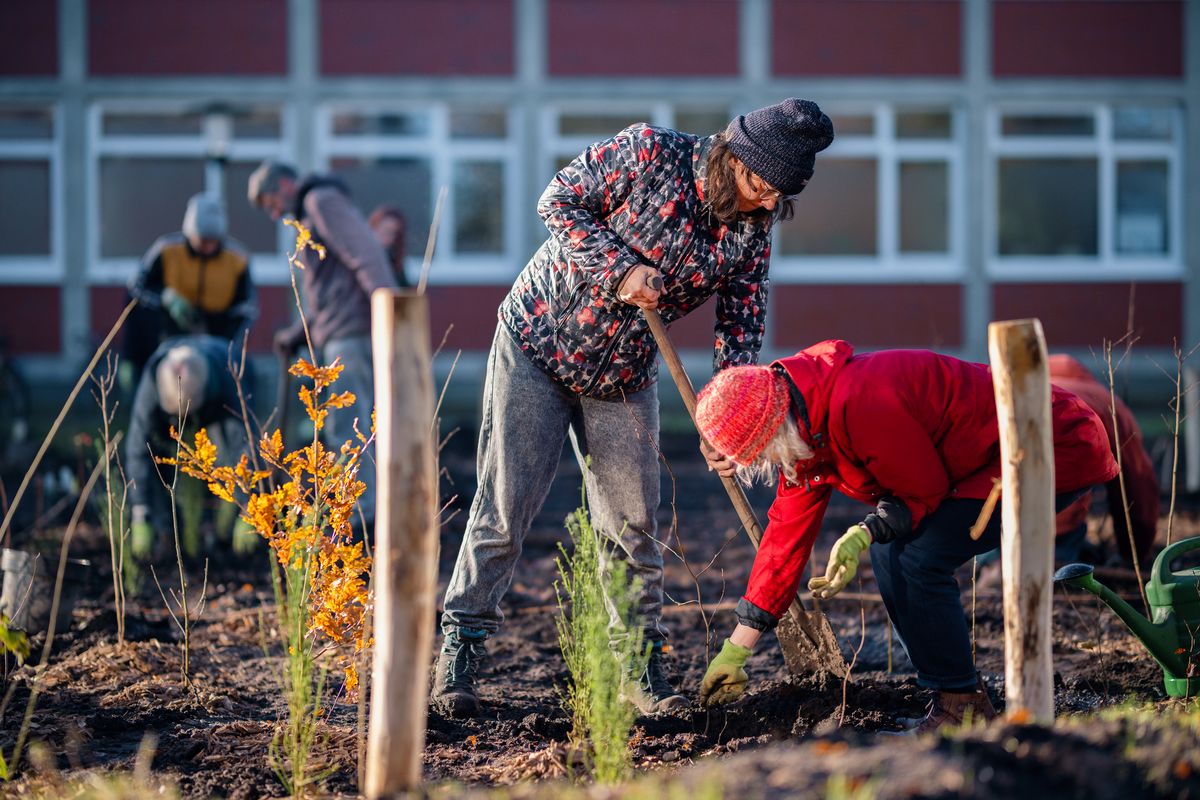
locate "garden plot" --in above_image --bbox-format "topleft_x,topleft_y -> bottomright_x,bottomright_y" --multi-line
1,439 -> 1196,799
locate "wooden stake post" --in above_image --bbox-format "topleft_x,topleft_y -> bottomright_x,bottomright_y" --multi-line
366,289 -> 437,797
988,318 -> 1055,722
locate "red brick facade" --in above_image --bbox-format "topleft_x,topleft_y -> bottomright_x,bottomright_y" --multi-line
88,0 -> 288,76
320,0 -> 513,76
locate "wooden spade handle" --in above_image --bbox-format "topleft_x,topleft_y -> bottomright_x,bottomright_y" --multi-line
642,275 -> 808,615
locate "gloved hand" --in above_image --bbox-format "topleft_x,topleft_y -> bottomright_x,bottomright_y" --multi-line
232,518 -> 259,554
699,639 -> 752,707
162,288 -> 200,331
808,524 -> 872,599
131,505 -> 154,559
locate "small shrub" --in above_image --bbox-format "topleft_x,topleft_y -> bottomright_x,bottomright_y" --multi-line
555,497 -> 649,784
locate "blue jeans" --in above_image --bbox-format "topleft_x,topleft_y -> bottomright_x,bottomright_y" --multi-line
870,488 -> 1087,690
442,325 -> 665,640
322,335 -> 377,530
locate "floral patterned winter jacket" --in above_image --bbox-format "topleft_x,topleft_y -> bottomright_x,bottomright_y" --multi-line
499,124 -> 775,399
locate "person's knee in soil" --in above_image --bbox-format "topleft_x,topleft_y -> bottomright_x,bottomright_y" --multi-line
691,341 -> 1119,713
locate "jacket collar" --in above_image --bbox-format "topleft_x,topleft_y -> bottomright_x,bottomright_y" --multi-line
771,340 -> 856,450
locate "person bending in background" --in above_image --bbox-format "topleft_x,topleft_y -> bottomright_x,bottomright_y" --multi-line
247,162 -> 399,544
1047,354 -> 1159,565
693,340 -> 1117,732
126,335 -> 257,561
123,193 -> 257,390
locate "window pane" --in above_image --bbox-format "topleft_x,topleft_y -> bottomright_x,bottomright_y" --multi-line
331,157 -> 431,258
899,162 -> 948,253
223,161 -> 280,253
1113,107 -> 1175,141
0,160 -> 51,255
332,111 -> 431,137
1116,161 -> 1169,255
675,108 -> 729,137
100,157 -> 205,258
0,108 -> 53,140
829,114 -> 873,136
559,112 -> 650,137
777,158 -> 876,256
998,158 -> 1097,256
1001,114 -> 1094,137
232,108 -> 282,139
450,109 -> 508,139
103,112 -> 204,136
896,111 -> 952,139
454,162 -> 505,254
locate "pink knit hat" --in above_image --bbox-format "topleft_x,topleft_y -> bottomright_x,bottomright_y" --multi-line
696,366 -> 790,465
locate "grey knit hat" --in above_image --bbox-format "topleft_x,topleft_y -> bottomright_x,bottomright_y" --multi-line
726,99 -> 835,195
182,193 -> 227,242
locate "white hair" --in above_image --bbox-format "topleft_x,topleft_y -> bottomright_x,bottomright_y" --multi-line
735,414 -> 813,487
156,344 -> 209,418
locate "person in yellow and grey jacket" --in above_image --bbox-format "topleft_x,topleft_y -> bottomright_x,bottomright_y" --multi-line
122,193 -> 257,386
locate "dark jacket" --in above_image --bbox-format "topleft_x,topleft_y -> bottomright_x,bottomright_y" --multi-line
278,176 -> 397,351
126,335 -> 253,509
741,341 -> 1119,621
499,125 -> 775,399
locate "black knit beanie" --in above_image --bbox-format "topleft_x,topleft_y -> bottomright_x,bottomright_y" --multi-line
725,98 -> 835,195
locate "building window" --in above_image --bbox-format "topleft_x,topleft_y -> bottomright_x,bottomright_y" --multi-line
990,104 -> 1181,278
318,104 -> 519,283
772,105 -> 962,281
91,102 -> 290,283
0,106 -> 59,281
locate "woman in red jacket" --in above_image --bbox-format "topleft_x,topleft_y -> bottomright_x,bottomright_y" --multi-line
694,340 -> 1118,731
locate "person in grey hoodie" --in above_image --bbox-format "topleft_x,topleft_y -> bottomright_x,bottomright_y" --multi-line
247,161 -> 398,538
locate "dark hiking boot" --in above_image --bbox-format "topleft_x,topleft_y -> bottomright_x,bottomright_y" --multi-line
890,678 -> 996,735
432,627 -> 488,718
632,642 -> 687,713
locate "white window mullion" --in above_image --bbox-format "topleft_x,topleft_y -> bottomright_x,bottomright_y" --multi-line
877,105 -> 897,261
1097,105 -> 1114,263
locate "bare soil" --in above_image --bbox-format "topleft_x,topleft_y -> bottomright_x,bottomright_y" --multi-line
2,434 -> 1198,799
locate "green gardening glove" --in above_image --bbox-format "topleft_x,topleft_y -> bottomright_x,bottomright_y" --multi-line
131,519 -> 155,560
232,518 -> 259,555
162,288 -> 200,331
699,639 -> 752,707
808,524 -> 872,599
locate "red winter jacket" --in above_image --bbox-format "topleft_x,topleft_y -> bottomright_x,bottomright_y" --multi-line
1048,355 -> 1159,563
742,340 -> 1119,620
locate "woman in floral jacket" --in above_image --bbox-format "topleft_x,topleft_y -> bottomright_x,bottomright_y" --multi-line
434,99 -> 834,717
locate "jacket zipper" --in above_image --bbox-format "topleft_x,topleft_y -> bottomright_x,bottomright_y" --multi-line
551,281 -> 589,336
580,308 -> 637,396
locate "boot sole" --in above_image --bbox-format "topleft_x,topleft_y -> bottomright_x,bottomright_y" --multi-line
434,692 -> 480,719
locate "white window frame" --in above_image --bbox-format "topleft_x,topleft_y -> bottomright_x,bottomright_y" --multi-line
316,101 -> 522,286
0,104 -> 63,284
88,99 -> 294,286
770,103 -> 965,284
986,102 -> 1184,281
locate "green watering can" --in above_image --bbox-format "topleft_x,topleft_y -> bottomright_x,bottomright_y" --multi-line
1054,536 -> 1200,698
